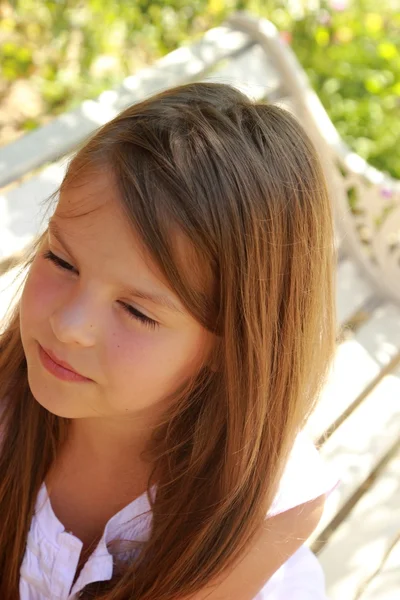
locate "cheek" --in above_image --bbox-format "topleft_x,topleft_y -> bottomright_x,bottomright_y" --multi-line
106,327 -> 207,390
106,329 -> 161,374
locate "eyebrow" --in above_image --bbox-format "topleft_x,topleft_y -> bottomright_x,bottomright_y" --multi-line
48,220 -> 185,315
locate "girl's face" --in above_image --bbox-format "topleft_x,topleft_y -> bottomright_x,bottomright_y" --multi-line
20,172 -> 214,427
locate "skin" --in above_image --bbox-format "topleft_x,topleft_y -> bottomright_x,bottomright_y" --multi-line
19,171 -> 214,498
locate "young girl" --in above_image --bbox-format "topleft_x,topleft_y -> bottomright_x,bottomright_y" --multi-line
0,81 -> 337,600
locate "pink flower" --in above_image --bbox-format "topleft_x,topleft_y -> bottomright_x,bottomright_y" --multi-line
318,10 -> 332,25
380,187 -> 394,199
280,31 -> 292,45
329,0 -> 348,10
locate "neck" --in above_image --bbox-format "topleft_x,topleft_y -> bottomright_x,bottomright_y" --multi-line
68,414 -> 156,475
45,419 -> 155,525
45,414 -> 158,497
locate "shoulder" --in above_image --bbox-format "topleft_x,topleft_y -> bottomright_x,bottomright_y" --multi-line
183,435 -> 334,599
268,430 -> 338,518
185,437 -> 331,600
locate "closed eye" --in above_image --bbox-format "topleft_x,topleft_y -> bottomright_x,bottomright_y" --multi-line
43,249 -> 76,273
41,250 -> 160,330
119,303 -> 159,330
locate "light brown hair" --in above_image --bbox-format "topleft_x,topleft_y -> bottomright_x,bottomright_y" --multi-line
0,82 -> 336,599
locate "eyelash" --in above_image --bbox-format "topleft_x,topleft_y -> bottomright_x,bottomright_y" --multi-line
41,250 -> 159,330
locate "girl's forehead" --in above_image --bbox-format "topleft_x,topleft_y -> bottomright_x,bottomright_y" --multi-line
54,175 -> 166,279
56,170 -> 119,220
54,172 -> 213,299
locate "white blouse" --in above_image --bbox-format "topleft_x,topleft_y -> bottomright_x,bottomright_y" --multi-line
20,432 -> 338,599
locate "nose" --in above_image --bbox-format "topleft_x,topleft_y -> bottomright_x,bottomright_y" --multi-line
49,289 -> 99,347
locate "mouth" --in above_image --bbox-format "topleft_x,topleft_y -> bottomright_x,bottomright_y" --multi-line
38,343 -> 92,383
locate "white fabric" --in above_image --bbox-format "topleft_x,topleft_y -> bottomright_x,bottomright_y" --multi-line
19,432 -> 338,599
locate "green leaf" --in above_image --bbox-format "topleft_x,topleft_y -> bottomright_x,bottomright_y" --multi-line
378,42 -> 398,61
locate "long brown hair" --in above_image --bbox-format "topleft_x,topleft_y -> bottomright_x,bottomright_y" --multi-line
0,82 -> 336,599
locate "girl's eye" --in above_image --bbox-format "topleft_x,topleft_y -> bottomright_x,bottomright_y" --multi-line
41,250 -> 160,331
42,249 -> 76,273
119,303 -> 159,330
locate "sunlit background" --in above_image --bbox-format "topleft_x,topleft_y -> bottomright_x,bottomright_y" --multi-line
0,0 -> 399,177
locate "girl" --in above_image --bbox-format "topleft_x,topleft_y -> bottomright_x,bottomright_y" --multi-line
0,81 -> 337,599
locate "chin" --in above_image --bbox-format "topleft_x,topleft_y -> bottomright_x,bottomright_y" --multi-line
26,370 -> 85,419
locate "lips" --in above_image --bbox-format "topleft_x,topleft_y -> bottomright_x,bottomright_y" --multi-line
41,345 -> 86,378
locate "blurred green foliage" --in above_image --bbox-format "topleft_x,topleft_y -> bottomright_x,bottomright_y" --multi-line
0,0 -> 399,178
